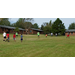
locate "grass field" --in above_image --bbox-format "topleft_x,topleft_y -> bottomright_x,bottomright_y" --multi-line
0,34 -> 75,57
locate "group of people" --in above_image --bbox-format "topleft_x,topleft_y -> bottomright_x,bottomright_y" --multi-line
37,32 -> 58,38
3,31 -> 23,42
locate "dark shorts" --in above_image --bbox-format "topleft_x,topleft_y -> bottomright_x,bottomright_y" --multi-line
4,36 -> 6,39
21,38 -> 23,40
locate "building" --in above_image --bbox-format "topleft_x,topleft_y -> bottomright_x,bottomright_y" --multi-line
0,25 -> 43,34
28,28 -> 43,34
0,25 -> 25,34
65,29 -> 75,36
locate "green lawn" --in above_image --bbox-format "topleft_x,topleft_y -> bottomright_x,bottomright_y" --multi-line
0,34 -> 75,57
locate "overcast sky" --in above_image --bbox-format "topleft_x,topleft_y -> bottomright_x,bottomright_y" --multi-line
9,18 -> 75,29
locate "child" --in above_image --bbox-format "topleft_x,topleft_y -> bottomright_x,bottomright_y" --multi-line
21,34 -> 23,42
37,32 -> 40,38
16,32 -> 18,36
13,33 -> 16,42
6,32 -> 9,42
55,33 -> 57,36
66,33 -> 70,38
3,31 -> 6,41
46,34 -> 47,38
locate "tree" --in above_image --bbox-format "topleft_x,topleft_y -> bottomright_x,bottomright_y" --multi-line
14,18 -> 24,28
68,23 -> 75,29
22,18 -> 34,34
33,23 -> 39,29
0,18 -> 10,26
43,26 -> 51,34
0,18 -> 3,21
48,20 -> 52,27
41,21 -> 52,33
52,18 -> 65,35
14,27 -> 19,32
41,25 -> 44,30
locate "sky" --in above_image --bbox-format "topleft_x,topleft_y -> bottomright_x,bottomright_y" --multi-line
9,18 -> 75,29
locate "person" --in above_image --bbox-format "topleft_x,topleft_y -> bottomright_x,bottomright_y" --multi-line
6,32 -> 9,42
16,32 -> 18,36
51,33 -> 53,36
3,31 -> 6,41
66,33 -> 70,38
13,33 -> 16,42
46,34 -> 47,38
55,33 -> 57,36
37,32 -> 40,38
21,34 -> 23,42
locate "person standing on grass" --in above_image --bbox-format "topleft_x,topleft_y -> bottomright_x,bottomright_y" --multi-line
37,32 -> 40,38
51,33 -> 53,36
46,34 -> 47,38
3,31 -> 6,41
16,32 -> 18,36
13,33 -> 16,42
66,33 -> 70,38
55,33 -> 57,36
6,32 -> 9,42
21,34 -> 23,42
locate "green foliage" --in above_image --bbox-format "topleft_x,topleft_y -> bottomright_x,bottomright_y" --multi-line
33,23 -> 39,29
52,18 -> 65,35
14,27 -> 19,32
43,26 -> 51,34
68,23 -> 75,29
41,25 -> 44,30
0,18 -> 10,26
41,20 -> 52,33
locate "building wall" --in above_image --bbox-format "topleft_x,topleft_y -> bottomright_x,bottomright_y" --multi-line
0,27 -> 43,34
65,32 -> 75,36
28,29 -> 43,34
28,29 -> 33,34
0,27 -> 25,34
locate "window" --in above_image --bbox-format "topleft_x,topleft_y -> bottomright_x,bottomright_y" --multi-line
71,32 -> 73,34
30,30 -> 32,32
12,29 -> 13,32
2,28 -> 4,31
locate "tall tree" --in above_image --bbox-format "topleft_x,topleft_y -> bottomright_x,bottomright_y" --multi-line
43,26 -> 51,34
33,23 -> 39,29
14,18 -> 24,28
48,20 -> 52,27
68,23 -> 75,29
41,25 -> 44,30
22,18 -> 34,34
0,18 -> 10,26
14,27 -> 19,32
52,18 -> 65,35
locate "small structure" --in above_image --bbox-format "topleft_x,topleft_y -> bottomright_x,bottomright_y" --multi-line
65,29 -> 75,36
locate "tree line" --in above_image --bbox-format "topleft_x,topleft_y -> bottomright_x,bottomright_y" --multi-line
0,18 -> 75,35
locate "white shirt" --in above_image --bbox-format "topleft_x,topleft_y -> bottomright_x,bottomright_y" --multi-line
51,33 -> 53,35
3,32 -> 6,37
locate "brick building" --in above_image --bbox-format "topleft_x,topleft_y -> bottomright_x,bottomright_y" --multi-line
28,28 -> 43,34
65,29 -> 75,36
0,25 -> 25,34
0,25 -> 43,34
